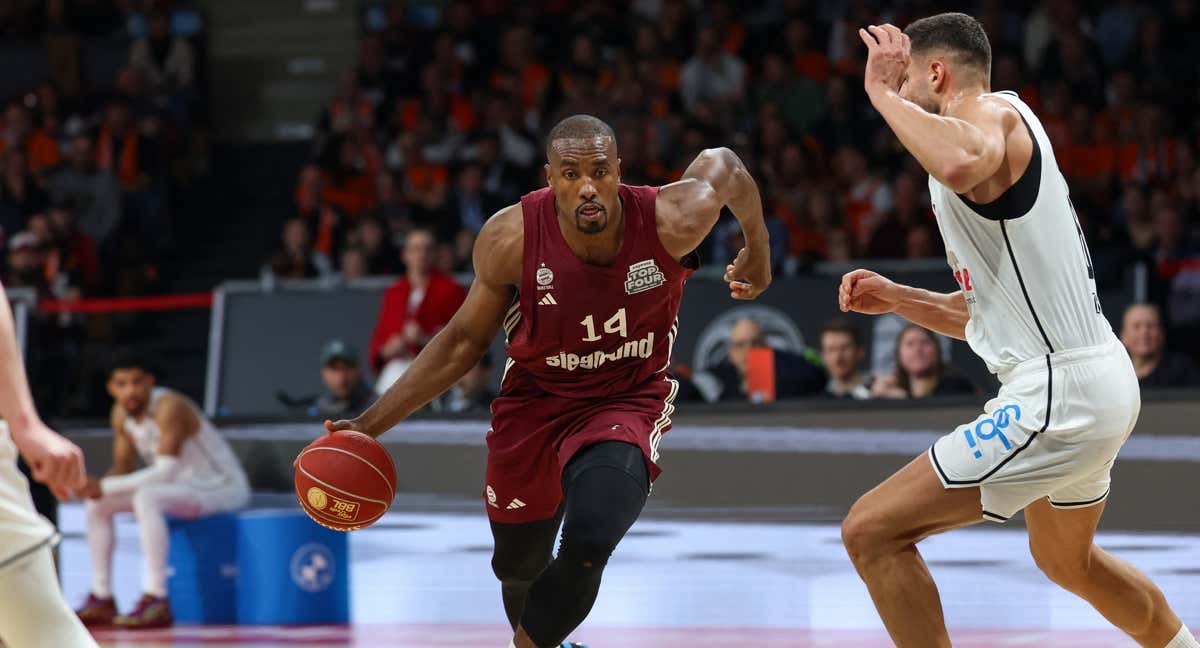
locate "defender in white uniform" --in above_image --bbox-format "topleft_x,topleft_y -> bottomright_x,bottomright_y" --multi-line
0,285 -> 98,647
75,354 -> 249,629
838,13 -> 1196,648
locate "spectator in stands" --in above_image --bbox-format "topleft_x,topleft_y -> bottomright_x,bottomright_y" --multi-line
433,353 -> 496,414
352,214 -> 400,276
820,318 -> 872,400
444,163 -> 501,239
315,339 -> 375,417
368,228 -> 466,391
1120,303 -> 1200,387
0,102 -> 59,177
5,231 -> 48,296
46,197 -> 100,292
338,245 -> 369,281
872,325 -> 976,399
95,99 -> 149,193
710,318 -> 825,402
756,51 -> 824,136
263,217 -> 331,280
49,134 -> 123,251
128,8 -> 195,101
679,25 -> 746,117
0,148 -> 49,230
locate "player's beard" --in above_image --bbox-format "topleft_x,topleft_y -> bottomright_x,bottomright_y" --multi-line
575,202 -> 607,234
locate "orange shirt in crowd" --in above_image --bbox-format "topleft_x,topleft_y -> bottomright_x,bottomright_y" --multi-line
95,126 -> 140,189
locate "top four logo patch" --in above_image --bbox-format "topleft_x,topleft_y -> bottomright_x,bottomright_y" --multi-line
625,259 -> 666,295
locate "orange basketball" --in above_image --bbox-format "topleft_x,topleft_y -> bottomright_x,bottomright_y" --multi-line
294,430 -> 397,531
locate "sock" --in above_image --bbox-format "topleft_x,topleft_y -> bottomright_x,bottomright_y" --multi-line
1166,625 -> 1200,648
85,501 -> 115,599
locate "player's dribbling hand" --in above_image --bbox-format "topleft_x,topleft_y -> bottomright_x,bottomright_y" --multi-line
839,269 -> 901,315
859,23 -> 910,96
324,418 -> 361,435
724,246 -> 771,300
10,419 -> 87,501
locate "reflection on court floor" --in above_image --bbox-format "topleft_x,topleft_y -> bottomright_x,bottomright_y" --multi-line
56,504 -> 1196,648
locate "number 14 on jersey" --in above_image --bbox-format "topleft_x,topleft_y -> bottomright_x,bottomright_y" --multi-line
581,308 -> 628,342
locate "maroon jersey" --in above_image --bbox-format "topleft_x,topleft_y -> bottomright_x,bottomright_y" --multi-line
502,184 -> 695,398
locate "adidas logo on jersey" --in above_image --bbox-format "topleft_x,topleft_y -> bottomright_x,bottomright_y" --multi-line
506,498 -> 526,510
538,294 -> 557,306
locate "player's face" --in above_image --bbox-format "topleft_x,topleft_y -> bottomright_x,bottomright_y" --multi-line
898,328 -> 939,377
107,368 -> 155,415
820,332 -> 861,381
546,137 -> 621,235
900,54 -> 940,115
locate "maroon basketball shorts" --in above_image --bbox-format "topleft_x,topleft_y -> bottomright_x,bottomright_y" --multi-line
483,373 -> 679,523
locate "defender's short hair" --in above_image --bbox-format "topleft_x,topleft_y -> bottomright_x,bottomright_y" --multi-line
904,12 -> 991,74
545,114 -> 615,156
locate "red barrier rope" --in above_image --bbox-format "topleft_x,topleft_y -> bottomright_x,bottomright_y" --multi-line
38,292 -> 213,314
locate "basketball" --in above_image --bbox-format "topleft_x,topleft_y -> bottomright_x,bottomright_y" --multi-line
294,431 -> 397,531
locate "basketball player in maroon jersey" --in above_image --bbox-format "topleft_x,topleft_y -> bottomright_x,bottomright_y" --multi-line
327,114 -> 770,648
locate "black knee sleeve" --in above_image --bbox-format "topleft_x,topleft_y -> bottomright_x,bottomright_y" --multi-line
521,442 -> 649,647
490,511 -> 562,629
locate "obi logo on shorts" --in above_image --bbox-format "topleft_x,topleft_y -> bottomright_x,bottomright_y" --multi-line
963,404 -> 1021,459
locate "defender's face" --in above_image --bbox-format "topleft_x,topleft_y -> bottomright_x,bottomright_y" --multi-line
546,137 -> 620,235
108,368 -> 155,415
900,55 -> 940,115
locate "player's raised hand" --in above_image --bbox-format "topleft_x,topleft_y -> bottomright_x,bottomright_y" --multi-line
839,269 -> 902,315
724,246 -> 771,300
11,419 -> 87,501
859,23 -> 910,96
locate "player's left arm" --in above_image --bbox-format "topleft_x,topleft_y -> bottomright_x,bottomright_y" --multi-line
657,147 -> 771,299
859,24 -> 1007,194
98,394 -> 197,496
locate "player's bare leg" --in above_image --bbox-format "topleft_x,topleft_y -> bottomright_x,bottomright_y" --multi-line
1026,498 -> 1194,647
841,454 -> 984,648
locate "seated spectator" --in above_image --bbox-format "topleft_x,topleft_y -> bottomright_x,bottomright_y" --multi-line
48,134 -> 123,250
338,245 -> 369,281
0,148 -> 49,231
5,231 -> 49,296
95,99 -> 150,192
432,353 -> 496,414
368,229 -> 466,391
263,217 -> 331,280
443,163 -> 502,239
872,325 -> 976,399
820,318 -> 872,399
47,197 -> 101,292
0,102 -> 59,177
1120,303 -> 1200,387
709,318 -> 825,402
128,8 -> 195,100
352,214 -> 400,275
679,26 -> 746,116
314,339 -> 375,417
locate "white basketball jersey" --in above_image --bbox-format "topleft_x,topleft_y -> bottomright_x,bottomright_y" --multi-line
929,91 -> 1115,376
124,387 -> 248,488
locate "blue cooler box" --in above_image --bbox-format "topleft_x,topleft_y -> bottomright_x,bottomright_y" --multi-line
167,513 -> 239,623
235,510 -> 350,624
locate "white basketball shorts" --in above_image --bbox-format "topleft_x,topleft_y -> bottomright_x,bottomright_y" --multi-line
929,339 -> 1140,522
0,423 -> 59,571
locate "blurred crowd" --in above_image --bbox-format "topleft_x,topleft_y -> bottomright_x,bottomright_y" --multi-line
0,0 -> 207,414
282,0 -> 1200,352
